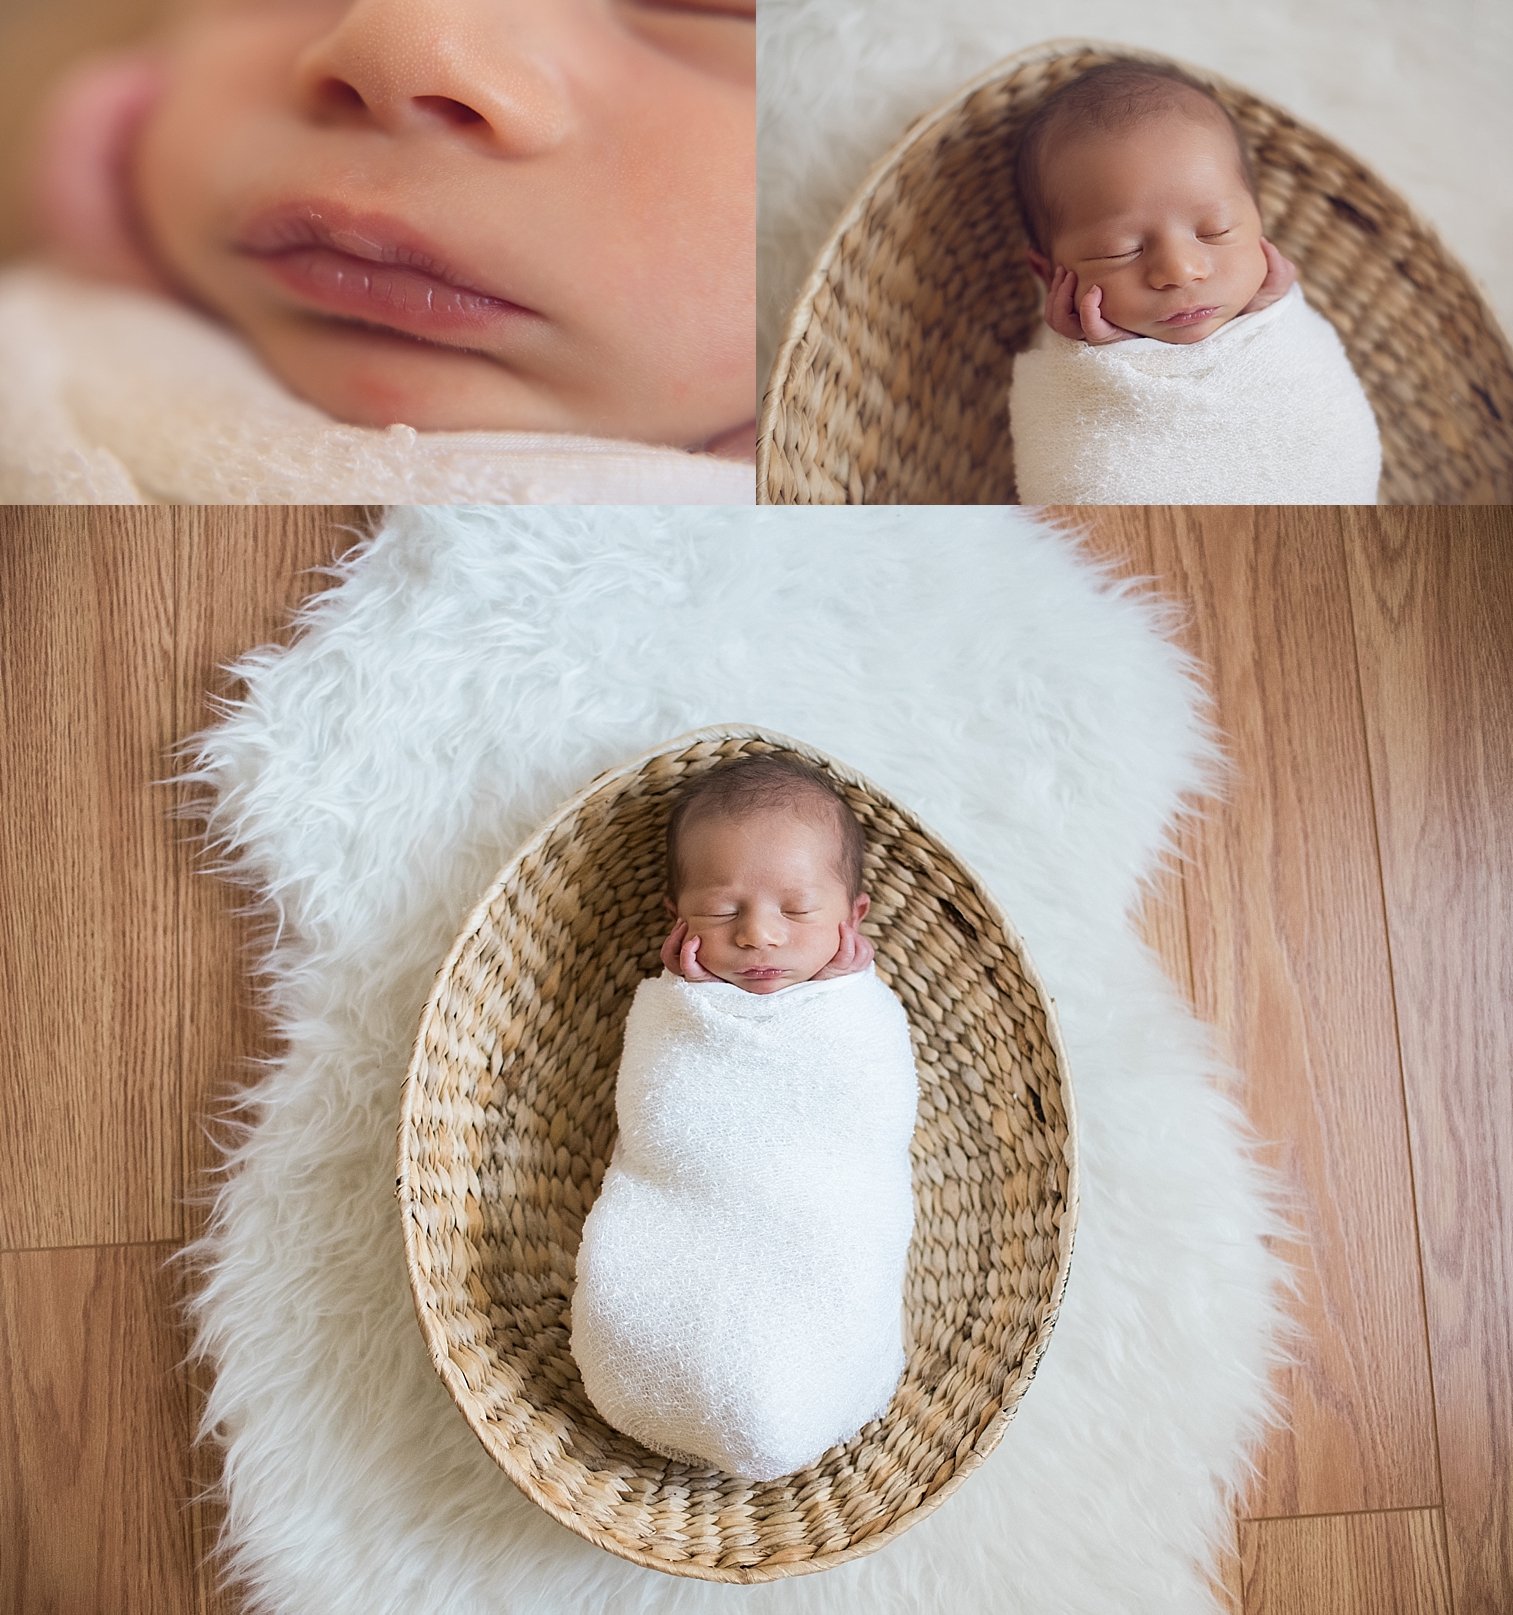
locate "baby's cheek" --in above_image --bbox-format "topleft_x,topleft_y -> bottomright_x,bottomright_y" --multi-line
1234,239 -> 1270,306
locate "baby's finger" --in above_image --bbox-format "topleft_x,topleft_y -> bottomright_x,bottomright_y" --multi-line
1265,238 -> 1297,291
1079,283 -> 1111,338
1043,266 -> 1083,342
681,932 -> 717,982
660,919 -> 688,975
1078,283 -> 1134,345
1241,238 -> 1299,314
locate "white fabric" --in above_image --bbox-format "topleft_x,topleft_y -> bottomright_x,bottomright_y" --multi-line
758,2 -> 1512,395
0,265 -> 752,504
183,507 -> 1289,1615
572,967 -> 917,1482
1008,285 -> 1382,503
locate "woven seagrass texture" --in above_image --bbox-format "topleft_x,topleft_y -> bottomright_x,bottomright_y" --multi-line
397,727 -> 1078,1582
757,39 -> 1513,504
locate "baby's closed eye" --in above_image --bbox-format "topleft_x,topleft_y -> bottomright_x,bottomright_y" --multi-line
614,0 -> 755,80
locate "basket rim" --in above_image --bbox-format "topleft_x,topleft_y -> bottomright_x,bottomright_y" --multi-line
755,34 -> 1513,499
396,723 -> 1080,1581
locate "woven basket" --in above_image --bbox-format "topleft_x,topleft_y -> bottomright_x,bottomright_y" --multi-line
397,726 -> 1078,1582
758,38 -> 1513,504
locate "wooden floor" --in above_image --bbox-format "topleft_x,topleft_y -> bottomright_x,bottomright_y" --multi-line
1,506 -> 1508,1615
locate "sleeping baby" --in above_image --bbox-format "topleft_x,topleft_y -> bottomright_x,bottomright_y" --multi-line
2,0 -> 753,502
1008,60 -> 1382,504
571,754 -> 918,1480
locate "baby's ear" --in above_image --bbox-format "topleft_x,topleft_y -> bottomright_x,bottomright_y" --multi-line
850,893 -> 871,926
29,49 -> 174,294
663,896 -> 678,920
1026,249 -> 1054,291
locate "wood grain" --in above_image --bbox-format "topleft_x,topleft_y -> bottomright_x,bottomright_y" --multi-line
1346,511 -> 1513,1615
173,506 -> 372,1239
0,508 -> 182,1250
1240,1509 -> 1453,1615
0,1242 -> 196,1615
1134,509 -> 1438,1518
172,506 -> 369,1615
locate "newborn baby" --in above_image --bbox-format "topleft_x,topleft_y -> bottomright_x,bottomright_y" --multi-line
1008,60 -> 1382,504
571,755 -> 918,1480
2,0 -> 754,501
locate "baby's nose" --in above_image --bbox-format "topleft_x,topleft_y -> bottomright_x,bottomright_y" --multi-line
735,911 -> 786,947
1146,240 -> 1208,288
294,0 -> 569,156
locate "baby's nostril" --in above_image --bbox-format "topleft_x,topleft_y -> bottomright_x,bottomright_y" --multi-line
414,95 -> 486,127
315,76 -> 367,115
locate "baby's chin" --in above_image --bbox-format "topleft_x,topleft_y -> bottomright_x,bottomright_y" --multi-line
230,304 -> 743,446
235,319 -> 643,439
248,321 -> 574,434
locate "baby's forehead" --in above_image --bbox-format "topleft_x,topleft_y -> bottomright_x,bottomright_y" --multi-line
687,797 -> 843,850
1047,92 -> 1237,164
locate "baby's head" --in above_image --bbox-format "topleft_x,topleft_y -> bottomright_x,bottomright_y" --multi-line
38,0 -> 754,450
1015,61 -> 1268,344
664,755 -> 869,994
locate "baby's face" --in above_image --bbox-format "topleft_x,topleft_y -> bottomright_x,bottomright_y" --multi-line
131,0 -> 754,446
1041,109 -> 1267,344
672,807 -> 864,994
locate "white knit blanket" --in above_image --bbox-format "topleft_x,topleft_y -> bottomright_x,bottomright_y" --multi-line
571,968 -> 917,1482
0,266 -> 752,504
1008,284 -> 1382,504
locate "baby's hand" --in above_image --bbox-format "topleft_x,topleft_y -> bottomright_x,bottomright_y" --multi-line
811,922 -> 875,981
32,50 -> 174,295
660,918 -> 719,983
1044,266 -> 1136,345
1238,238 -> 1298,316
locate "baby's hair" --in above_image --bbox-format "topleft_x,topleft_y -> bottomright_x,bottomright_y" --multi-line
1013,60 -> 1260,257
665,754 -> 867,903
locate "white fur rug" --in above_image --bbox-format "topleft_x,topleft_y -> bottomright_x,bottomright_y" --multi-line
758,0 -> 1513,389
185,507 -> 1287,1615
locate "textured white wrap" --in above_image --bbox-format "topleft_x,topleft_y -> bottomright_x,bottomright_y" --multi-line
571,966 -> 918,1482
1009,284 -> 1382,504
0,266 -> 753,504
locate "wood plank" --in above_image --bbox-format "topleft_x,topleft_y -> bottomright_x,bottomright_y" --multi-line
1240,1509 -> 1452,1615
172,506 -> 372,1242
0,507 -> 182,1250
1345,509 -> 1513,1615
172,507 -> 371,1615
0,1242 -> 196,1615
1140,508 -> 1438,1517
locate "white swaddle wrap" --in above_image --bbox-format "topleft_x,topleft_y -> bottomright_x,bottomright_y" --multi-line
1009,284 -> 1382,503
0,266 -> 753,504
571,966 -> 918,1481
